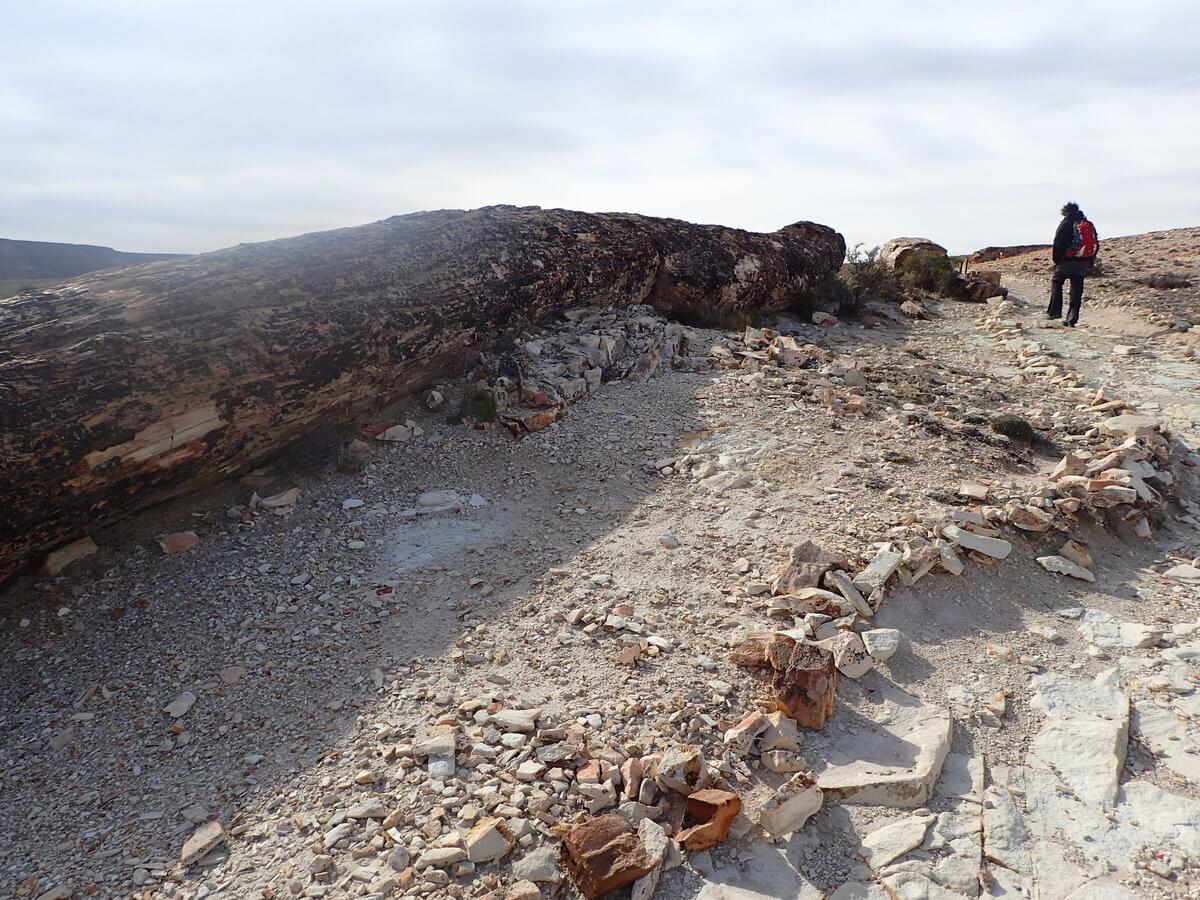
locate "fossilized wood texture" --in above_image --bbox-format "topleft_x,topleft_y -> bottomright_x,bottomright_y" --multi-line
0,205 -> 844,581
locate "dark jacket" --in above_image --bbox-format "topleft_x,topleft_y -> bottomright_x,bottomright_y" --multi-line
1052,210 -> 1083,264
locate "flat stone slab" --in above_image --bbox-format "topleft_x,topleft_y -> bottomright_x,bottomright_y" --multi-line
1165,564 -> 1200,583
695,842 -> 822,899
861,814 -> 934,869
1076,609 -> 1162,649
1097,414 -> 1161,436
813,676 -> 953,808
1029,670 -> 1129,808
1132,702 -> 1200,782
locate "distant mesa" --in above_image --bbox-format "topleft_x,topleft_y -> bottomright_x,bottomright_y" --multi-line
0,237 -> 187,292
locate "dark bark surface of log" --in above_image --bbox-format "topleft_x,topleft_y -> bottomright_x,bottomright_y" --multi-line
0,205 -> 843,581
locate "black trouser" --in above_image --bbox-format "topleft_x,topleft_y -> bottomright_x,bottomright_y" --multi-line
1048,259 -> 1089,324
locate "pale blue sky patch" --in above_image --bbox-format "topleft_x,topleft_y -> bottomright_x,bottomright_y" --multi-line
2,0 -> 1198,253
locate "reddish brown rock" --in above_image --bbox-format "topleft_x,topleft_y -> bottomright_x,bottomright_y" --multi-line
676,789 -> 743,851
769,639 -> 837,729
561,814 -> 658,899
772,540 -> 844,594
730,632 -> 776,670
732,633 -> 837,729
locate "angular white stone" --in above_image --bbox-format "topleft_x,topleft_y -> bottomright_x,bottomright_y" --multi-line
163,691 -> 197,718
937,543 -> 964,575
1037,555 -> 1095,582
1165,564 -> 1200,582
759,773 -> 823,838
941,525 -> 1012,560
830,631 -> 874,679
491,708 -> 541,733
861,628 -> 901,662
852,549 -> 904,594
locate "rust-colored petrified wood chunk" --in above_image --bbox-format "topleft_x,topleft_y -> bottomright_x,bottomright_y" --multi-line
772,640 -> 837,729
561,813 -> 658,899
676,788 -> 742,851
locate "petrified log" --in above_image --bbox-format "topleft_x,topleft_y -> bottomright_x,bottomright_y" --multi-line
0,205 -> 844,581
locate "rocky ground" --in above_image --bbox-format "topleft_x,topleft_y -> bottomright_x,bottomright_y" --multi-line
3,239 -> 1200,900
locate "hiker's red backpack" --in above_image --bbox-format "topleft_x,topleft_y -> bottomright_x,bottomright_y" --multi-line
1067,217 -> 1099,259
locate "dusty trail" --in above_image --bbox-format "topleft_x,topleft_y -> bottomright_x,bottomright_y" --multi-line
2,285 -> 1198,900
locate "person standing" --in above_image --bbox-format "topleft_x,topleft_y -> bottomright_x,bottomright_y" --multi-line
1047,201 -> 1099,326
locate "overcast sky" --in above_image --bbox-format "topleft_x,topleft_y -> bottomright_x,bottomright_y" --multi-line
3,1 -> 1199,254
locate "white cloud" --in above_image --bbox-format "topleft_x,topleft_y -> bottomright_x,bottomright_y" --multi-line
2,0 -> 1197,253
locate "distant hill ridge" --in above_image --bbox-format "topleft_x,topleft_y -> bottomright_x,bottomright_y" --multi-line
0,237 -> 186,281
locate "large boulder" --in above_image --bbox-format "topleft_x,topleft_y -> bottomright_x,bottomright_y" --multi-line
878,237 -> 948,270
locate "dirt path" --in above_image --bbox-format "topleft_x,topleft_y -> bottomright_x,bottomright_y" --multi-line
2,289 -> 1198,900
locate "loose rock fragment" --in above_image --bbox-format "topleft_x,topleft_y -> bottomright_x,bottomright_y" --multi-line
1059,540 -> 1093,569
676,789 -> 742,851
492,708 -> 541,734
158,531 -> 200,555
759,712 -> 802,752
466,817 -> 515,863
181,820 -> 224,865
768,637 -> 837,729
163,691 -> 197,718
773,540 -> 844,594
723,711 -> 770,757
825,569 -> 873,618
760,772 -> 823,838
512,846 -> 561,883
630,819 -> 670,900
762,749 -> 809,773
505,882 -> 542,900
561,814 -> 657,900
941,525 -> 1012,560
852,548 -> 904,594
938,543 -> 964,576
654,746 -> 711,795
1037,555 -> 1095,582
861,628 -> 901,662
861,814 -> 935,869
40,537 -> 98,576
830,631 -> 874,679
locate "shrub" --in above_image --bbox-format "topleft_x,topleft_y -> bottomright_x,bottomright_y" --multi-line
459,387 -> 498,423
899,249 -> 959,296
336,443 -> 365,474
839,244 -> 903,307
991,414 -> 1036,442
1141,271 -> 1190,289
793,274 -> 856,319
